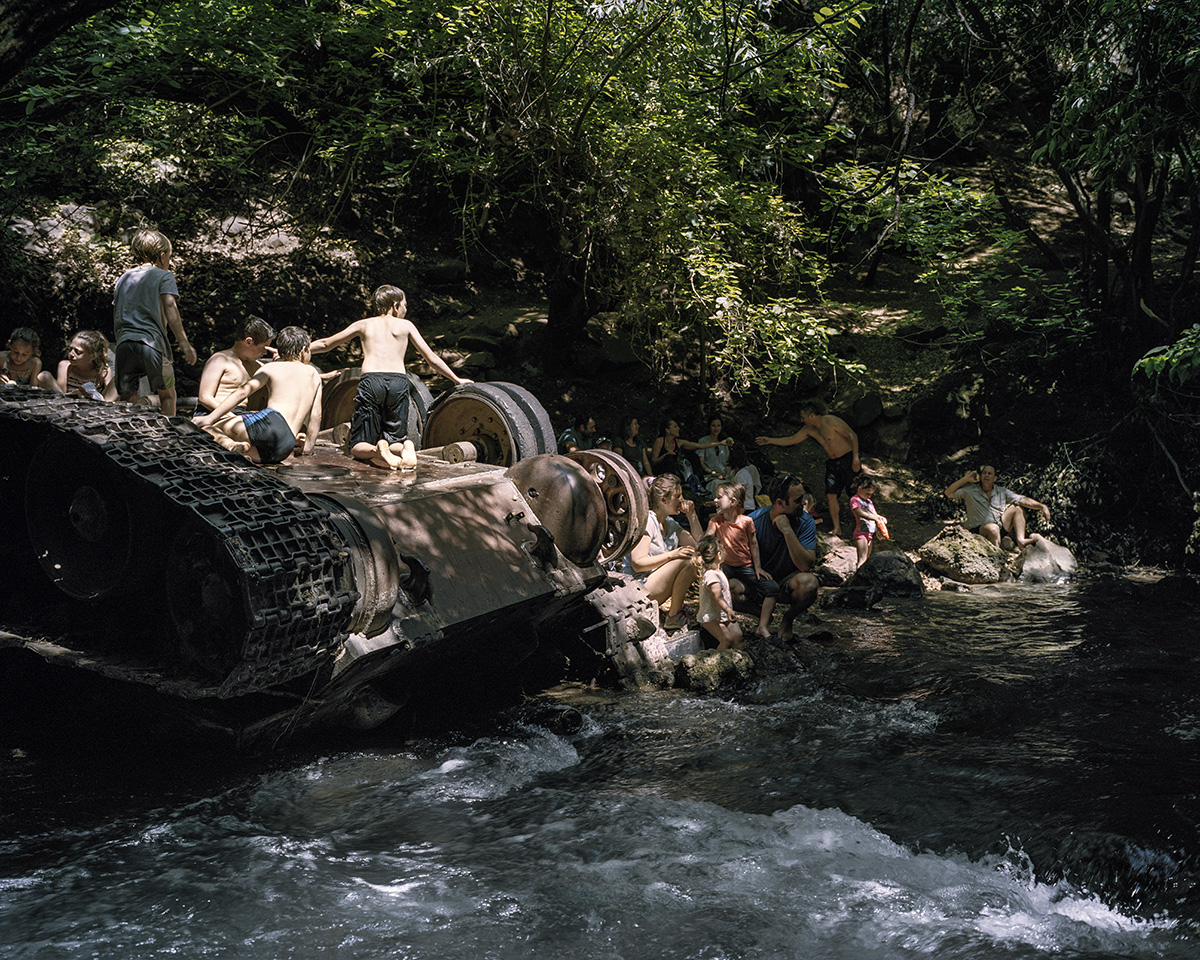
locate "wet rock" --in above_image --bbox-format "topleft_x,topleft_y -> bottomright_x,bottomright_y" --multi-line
742,634 -> 803,675
850,392 -> 883,428
940,580 -> 971,592
1012,537 -> 1077,582
674,650 -> 753,692
919,524 -> 1007,583
826,551 -> 925,609
1150,574 -> 1200,605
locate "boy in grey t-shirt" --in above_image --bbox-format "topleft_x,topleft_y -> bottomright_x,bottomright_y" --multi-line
113,229 -> 196,415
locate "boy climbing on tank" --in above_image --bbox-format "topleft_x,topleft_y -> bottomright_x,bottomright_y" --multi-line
309,285 -> 472,470
195,326 -> 322,464
193,315 -> 275,452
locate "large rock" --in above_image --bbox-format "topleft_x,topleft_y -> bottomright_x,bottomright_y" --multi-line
827,550 -> 925,609
919,525 -> 1007,584
1013,537 -> 1077,582
674,650 -> 753,692
815,537 -> 857,585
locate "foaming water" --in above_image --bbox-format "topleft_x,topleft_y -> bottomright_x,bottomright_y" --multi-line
3,577 -> 1200,958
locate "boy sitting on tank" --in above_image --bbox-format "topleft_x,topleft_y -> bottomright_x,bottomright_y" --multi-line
193,316 -> 276,452
309,285 -> 472,470
195,326 -> 322,465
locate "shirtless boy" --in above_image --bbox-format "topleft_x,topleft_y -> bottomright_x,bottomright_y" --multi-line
756,398 -> 861,537
195,326 -> 322,465
309,285 -> 472,469
193,316 -> 275,452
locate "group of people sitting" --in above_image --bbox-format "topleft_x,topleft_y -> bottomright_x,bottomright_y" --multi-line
558,411 -> 767,509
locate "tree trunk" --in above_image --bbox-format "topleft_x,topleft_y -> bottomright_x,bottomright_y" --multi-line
0,0 -> 126,90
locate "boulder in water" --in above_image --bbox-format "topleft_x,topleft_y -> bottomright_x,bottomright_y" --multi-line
919,525 -> 1007,584
827,551 -> 925,609
1013,536 -> 1077,582
674,650 -> 753,692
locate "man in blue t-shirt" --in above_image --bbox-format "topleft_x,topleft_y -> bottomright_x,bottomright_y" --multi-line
749,474 -> 820,641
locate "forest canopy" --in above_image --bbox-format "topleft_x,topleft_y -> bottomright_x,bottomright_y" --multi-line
2,0 -> 1198,397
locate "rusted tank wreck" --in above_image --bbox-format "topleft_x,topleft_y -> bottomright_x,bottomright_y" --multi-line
0,382 -> 671,749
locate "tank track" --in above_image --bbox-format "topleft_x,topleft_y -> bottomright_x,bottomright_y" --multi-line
0,386 -> 357,697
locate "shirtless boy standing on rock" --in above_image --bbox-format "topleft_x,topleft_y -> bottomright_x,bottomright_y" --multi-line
195,326 -> 322,464
310,285 -> 472,470
756,398 -> 861,537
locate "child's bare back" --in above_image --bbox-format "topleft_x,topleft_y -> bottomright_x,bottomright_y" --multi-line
356,314 -> 414,373
254,360 -> 322,440
310,285 -> 471,470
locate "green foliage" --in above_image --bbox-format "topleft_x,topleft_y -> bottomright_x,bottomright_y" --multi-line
1134,325 -> 1200,386
824,161 -> 1000,266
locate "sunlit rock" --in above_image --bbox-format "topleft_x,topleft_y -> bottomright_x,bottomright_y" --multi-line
816,537 -> 857,585
1013,536 -> 1077,583
919,524 -> 1007,583
674,650 -> 753,692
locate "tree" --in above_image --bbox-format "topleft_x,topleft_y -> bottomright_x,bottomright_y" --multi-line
0,0 -> 126,90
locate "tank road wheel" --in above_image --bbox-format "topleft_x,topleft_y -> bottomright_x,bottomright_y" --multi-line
321,373 -> 434,447
506,455 -> 606,566
421,382 -> 555,466
24,432 -> 137,600
567,449 -> 650,565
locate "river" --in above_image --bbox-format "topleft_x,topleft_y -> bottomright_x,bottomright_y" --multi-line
2,574 -> 1199,958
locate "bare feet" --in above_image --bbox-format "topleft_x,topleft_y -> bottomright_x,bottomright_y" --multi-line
376,438 -> 405,470
398,439 -> 418,469
755,627 -> 772,639
213,434 -> 251,455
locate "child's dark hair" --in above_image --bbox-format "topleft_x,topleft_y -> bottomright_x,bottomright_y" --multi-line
275,326 -> 310,360
692,533 -> 723,573
728,442 -> 749,471
372,284 -> 407,314
853,472 -> 877,490
7,327 -> 40,355
130,229 -> 171,263
236,315 -> 275,344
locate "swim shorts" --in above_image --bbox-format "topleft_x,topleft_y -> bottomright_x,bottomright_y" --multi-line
115,340 -> 173,395
969,523 -> 1015,541
350,372 -> 410,448
242,408 -> 296,464
825,450 -> 856,498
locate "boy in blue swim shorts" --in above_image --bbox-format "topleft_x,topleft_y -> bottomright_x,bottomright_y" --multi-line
195,326 -> 322,465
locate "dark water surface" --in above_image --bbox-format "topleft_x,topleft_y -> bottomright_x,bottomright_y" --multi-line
4,576 -> 1200,958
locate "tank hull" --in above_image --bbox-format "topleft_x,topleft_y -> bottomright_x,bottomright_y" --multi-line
0,386 -> 659,749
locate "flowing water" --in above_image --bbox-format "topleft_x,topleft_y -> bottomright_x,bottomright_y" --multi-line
3,575 -> 1200,958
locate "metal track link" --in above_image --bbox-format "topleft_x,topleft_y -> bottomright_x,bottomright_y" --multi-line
0,387 -> 357,697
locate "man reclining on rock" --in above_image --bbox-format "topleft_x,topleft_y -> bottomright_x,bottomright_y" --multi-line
944,464 -> 1050,549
